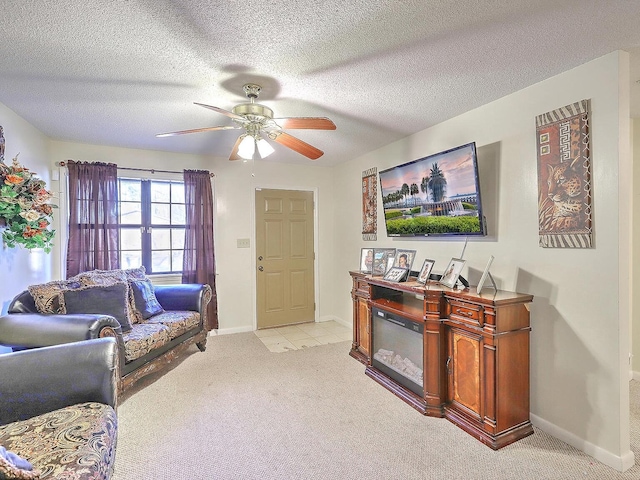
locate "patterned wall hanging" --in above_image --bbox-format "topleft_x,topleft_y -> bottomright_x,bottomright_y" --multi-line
536,99 -> 593,248
0,125 -> 4,163
362,167 -> 377,241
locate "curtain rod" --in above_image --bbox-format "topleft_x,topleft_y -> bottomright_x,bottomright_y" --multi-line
57,161 -> 215,177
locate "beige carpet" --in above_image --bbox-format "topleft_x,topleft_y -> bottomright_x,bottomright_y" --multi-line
113,332 -> 640,479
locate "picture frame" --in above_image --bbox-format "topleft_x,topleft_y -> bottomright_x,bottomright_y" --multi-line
476,255 -> 497,294
439,258 -> 466,289
416,259 -> 435,285
537,99 -> 593,248
393,249 -> 416,272
383,267 -> 409,283
372,248 -> 396,276
360,248 -> 374,273
386,256 -> 395,275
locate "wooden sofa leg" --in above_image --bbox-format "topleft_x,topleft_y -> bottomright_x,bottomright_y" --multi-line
196,338 -> 207,352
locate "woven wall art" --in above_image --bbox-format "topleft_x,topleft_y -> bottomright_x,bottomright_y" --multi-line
536,99 -> 593,248
362,167 -> 377,241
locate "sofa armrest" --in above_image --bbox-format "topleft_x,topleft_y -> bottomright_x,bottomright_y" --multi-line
0,338 -> 119,425
154,284 -> 209,315
0,313 -> 122,349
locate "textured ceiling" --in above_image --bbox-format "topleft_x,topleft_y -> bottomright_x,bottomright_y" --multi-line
1,0 -> 639,166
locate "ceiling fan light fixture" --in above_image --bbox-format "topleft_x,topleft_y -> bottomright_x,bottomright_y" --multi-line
157,83 -> 334,161
237,135 -> 255,159
256,137 -> 275,158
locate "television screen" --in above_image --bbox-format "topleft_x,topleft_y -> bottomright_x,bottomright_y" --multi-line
379,142 -> 486,237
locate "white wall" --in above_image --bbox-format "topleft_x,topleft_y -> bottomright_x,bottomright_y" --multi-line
0,103 -> 54,313
631,118 -> 640,381
48,141 -> 336,334
633,119 -> 640,377
331,51 -> 633,471
211,159 -> 336,333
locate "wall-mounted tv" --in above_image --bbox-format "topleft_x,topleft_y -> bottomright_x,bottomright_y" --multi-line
379,142 -> 486,237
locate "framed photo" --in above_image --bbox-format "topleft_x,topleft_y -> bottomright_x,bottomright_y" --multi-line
393,249 -> 416,272
372,248 -> 396,276
360,248 -> 374,273
476,255 -> 496,294
439,258 -> 466,289
383,267 -> 409,283
416,259 -> 435,285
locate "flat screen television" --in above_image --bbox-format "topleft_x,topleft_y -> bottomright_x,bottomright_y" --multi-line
379,142 -> 486,237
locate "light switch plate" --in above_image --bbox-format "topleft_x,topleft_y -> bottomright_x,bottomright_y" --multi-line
237,238 -> 250,248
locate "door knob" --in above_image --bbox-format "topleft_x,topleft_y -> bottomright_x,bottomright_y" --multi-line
258,266 -> 264,271
258,256 -> 263,261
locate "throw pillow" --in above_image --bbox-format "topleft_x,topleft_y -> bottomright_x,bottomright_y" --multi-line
123,265 -> 147,282
130,279 -> 165,320
123,266 -> 149,323
63,283 -> 132,332
0,446 -> 39,479
27,280 -> 82,314
71,269 -> 138,326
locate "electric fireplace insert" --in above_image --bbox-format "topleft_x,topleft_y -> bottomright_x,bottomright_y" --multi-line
371,306 -> 424,396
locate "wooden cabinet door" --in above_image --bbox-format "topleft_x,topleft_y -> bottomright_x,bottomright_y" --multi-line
447,326 -> 482,419
357,297 -> 370,359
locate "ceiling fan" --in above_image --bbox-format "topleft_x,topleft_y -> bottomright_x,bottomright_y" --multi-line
157,83 -> 336,161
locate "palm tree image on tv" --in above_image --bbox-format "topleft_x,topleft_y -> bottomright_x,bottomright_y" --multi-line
410,183 -> 419,205
420,176 -> 429,199
401,183 -> 410,206
379,143 -> 484,236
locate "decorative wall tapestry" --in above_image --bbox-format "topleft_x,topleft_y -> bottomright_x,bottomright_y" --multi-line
362,167 -> 377,241
536,99 -> 593,248
0,125 -> 4,163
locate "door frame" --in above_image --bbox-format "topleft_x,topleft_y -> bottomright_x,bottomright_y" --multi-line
251,185 -> 319,331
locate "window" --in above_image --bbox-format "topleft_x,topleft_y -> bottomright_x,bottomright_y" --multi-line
118,178 -> 185,274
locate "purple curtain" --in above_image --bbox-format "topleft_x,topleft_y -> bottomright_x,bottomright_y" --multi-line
182,169 -> 217,330
66,161 -> 120,278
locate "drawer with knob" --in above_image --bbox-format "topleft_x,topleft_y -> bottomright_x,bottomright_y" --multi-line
355,278 -> 371,296
447,299 -> 484,328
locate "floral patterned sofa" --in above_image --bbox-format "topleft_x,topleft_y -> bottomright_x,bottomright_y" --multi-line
0,267 -> 212,393
0,337 -> 118,479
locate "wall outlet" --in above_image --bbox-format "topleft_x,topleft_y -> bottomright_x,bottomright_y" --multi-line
237,238 -> 250,248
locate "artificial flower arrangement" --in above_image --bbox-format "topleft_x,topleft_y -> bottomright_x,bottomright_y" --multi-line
0,154 -> 57,253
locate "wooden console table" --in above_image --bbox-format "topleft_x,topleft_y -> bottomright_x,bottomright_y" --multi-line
349,271 -> 534,449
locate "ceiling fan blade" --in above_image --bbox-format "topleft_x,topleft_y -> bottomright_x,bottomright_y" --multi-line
269,131 -> 324,160
156,125 -> 238,137
194,102 -> 246,121
229,135 -> 243,161
272,117 -> 336,130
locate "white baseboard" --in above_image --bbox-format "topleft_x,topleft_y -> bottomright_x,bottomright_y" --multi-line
318,315 -> 350,329
214,316 -> 350,335
530,413 -> 636,472
632,370 -> 640,381
212,326 -> 254,336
